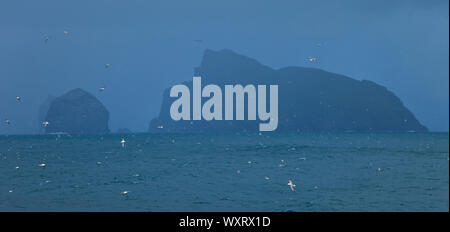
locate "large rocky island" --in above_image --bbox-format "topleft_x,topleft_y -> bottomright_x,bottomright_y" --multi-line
44,88 -> 110,134
149,49 -> 428,133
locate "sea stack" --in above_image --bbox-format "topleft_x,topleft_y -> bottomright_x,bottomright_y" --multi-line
44,88 -> 110,134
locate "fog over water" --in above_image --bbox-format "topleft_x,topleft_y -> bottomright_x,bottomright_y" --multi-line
0,0 -> 448,134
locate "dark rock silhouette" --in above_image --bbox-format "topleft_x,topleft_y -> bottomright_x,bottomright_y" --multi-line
37,94 -> 55,134
149,49 -> 428,133
45,88 -> 110,134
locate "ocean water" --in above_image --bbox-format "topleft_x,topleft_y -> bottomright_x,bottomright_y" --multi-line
0,132 -> 448,212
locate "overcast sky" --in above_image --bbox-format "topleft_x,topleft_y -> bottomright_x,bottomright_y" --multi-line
0,0 -> 448,134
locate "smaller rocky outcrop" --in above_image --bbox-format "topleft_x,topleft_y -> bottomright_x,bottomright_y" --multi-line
44,88 -> 110,134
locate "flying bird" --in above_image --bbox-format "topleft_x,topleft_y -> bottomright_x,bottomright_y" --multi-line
307,57 -> 319,63
288,180 -> 296,191
316,42 -> 327,47
44,36 -> 51,44
121,191 -> 129,198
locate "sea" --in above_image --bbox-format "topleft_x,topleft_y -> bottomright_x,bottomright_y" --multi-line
0,132 -> 448,212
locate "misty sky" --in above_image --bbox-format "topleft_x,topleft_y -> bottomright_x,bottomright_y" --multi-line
0,0 -> 448,134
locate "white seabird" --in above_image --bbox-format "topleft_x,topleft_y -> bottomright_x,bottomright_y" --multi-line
105,63 -> 110,68
42,121 -> 49,127
44,36 -> 51,44
99,87 -> 105,92
63,31 -> 69,35
38,163 -> 46,169
121,138 -> 126,148
16,96 -> 21,101
308,57 -> 318,62
288,179 -> 296,191
121,191 -> 129,198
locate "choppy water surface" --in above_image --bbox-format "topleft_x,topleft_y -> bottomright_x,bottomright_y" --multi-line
0,133 -> 448,211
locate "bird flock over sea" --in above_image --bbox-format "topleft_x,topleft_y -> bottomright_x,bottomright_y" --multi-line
2,32 -> 325,131
2,30 -> 113,132
2,31 -> 334,197
4,134 -> 321,197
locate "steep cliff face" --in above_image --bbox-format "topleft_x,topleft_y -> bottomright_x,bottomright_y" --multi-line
37,95 -> 55,134
45,88 -> 110,134
149,49 -> 428,133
